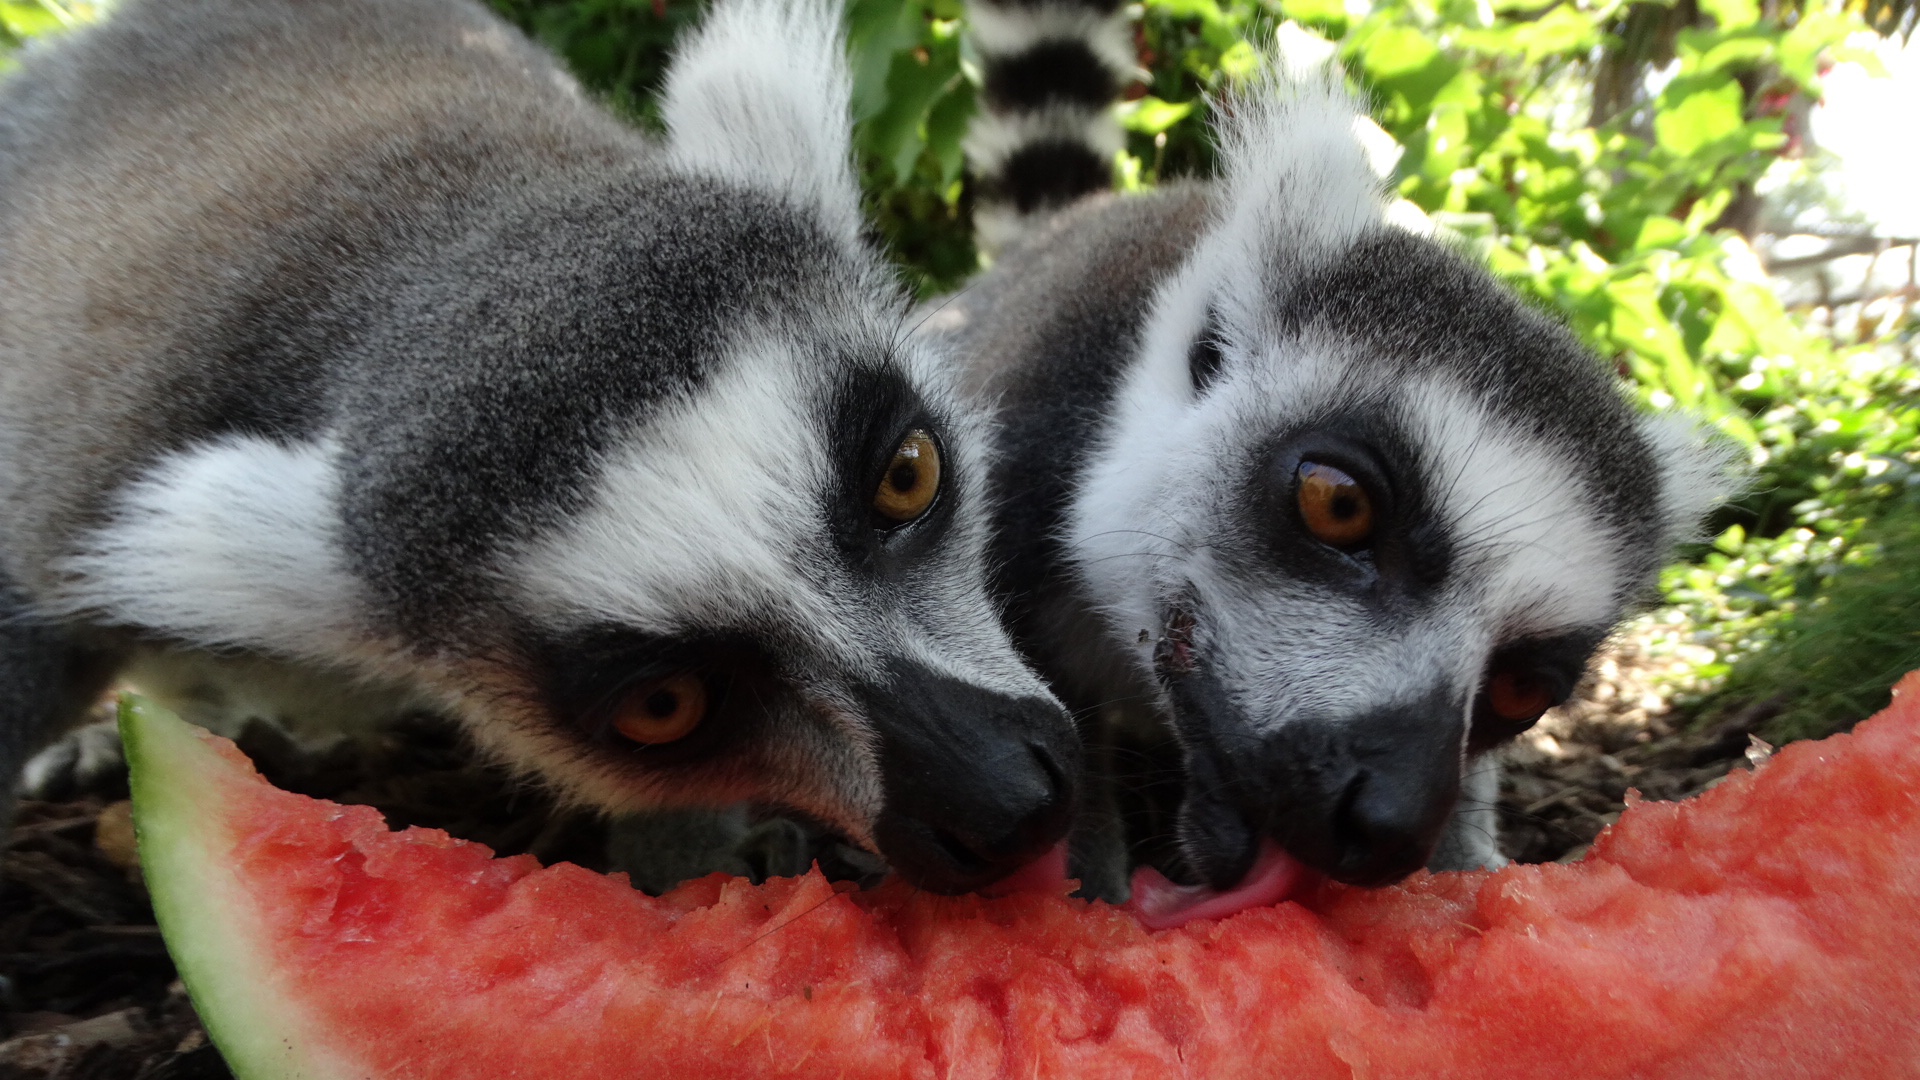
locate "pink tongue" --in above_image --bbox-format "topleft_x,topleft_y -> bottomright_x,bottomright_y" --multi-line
1122,840 -> 1310,930
980,840 -> 1073,897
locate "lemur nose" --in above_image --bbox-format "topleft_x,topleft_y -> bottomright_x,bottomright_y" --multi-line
922,747 -> 1069,868
865,662 -> 1080,895
1193,686 -> 1464,889
875,736 -> 1074,894
1328,768 -> 1450,887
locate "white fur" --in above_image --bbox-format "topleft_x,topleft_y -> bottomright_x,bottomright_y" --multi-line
1208,73 -> 1386,325
968,0 -> 1137,78
661,0 -> 862,249
962,103 -> 1125,174
503,325 -> 1058,825
1068,310 -> 1630,737
120,646 -> 426,743
971,203 -> 1028,258
513,334 -> 861,661
49,436 -> 365,660
514,327 -> 1051,703
1399,376 -> 1630,631
1637,409 -> 1745,548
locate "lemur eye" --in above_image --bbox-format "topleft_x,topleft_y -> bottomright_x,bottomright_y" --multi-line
873,428 -> 940,523
1296,461 -> 1373,548
611,673 -> 706,745
1189,309 -> 1226,393
1486,668 -> 1554,724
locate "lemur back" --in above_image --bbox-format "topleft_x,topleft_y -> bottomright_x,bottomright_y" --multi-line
929,10 -> 1735,910
0,0 -> 1080,895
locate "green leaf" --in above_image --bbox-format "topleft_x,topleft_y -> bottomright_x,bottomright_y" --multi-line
845,0 -> 925,123
1118,96 -> 1197,135
1279,0 -> 1349,30
1359,24 -> 1439,81
860,39 -> 959,182
1653,79 -> 1744,157
1778,5 -> 1853,86
923,77 -> 974,188
1505,6 -> 1599,62
1633,216 -> 1689,251
1698,0 -> 1759,30
1608,276 -> 1706,406
1217,38 -> 1260,79
0,1 -> 68,38
1145,0 -> 1233,26
1694,35 -> 1773,74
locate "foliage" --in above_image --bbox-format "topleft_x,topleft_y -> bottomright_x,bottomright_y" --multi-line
488,0 -> 707,123
487,0 -> 983,294
0,0 -> 96,72
1708,494 -> 1920,739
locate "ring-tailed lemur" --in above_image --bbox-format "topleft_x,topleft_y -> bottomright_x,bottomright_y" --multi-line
0,0 -> 1081,895
930,11 -> 1736,911
964,0 -> 1132,255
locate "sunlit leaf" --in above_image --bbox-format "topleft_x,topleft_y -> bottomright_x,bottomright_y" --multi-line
1698,0 -> 1760,29
1117,96 -> 1196,134
1653,79 -> 1744,156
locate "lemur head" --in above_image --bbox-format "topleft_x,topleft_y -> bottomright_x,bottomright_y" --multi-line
50,0 -> 1076,894
1068,77 -> 1736,890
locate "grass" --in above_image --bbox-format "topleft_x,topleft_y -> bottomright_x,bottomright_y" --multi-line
1708,497 -> 1920,743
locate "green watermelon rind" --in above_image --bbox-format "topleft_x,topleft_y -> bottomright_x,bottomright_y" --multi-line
120,695 -> 353,1080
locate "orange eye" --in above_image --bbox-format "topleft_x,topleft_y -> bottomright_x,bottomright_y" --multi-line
611,673 -> 706,745
874,429 -> 940,523
1487,669 -> 1553,723
1296,461 -> 1373,548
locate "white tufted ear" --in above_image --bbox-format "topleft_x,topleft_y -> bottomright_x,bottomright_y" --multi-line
1206,69 -> 1388,307
1638,410 -> 1748,547
660,0 -> 863,249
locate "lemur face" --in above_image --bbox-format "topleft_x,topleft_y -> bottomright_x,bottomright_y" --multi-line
56,279 -> 1078,896
490,322 -> 1079,895
1069,216 -> 1725,890
6,0 -> 1083,894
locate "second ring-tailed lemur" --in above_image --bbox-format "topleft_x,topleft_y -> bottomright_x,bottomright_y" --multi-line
0,0 -> 1081,894
932,4 -> 1736,914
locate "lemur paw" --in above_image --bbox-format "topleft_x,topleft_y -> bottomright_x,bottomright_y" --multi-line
20,719 -> 128,802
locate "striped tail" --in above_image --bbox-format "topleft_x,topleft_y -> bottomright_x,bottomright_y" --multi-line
964,0 -> 1134,255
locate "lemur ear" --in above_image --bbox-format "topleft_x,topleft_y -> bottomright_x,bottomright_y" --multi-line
659,0 -> 862,249
1213,70 -> 1382,272
1638,410 -> 1748,548
1199,68 -> 1389,324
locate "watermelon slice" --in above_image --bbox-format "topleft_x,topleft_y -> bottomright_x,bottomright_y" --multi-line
126,677 -> 1920,1080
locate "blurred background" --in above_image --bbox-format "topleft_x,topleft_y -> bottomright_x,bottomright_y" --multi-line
3,0 -> 1916,843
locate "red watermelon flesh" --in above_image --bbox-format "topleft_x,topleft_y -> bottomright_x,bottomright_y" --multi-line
124,675 -> 1920,1080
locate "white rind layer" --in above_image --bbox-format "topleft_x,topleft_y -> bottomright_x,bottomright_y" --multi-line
122,696 -> 369,1080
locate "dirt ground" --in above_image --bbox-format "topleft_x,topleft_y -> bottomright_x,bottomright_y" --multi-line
0,638 -> 1773,1079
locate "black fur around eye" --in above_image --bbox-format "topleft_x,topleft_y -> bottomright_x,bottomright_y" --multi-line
1188,312 -> 1226,393
1468,638 -> 1595,752
530,628 -> 773,762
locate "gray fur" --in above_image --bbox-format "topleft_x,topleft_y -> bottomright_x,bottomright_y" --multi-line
0,0 -> 1079,893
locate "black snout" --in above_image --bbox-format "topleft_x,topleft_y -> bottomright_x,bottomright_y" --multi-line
1323,740 -> 1461,886
1170,675 -> 1464,889
863,658 -> 1079,894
